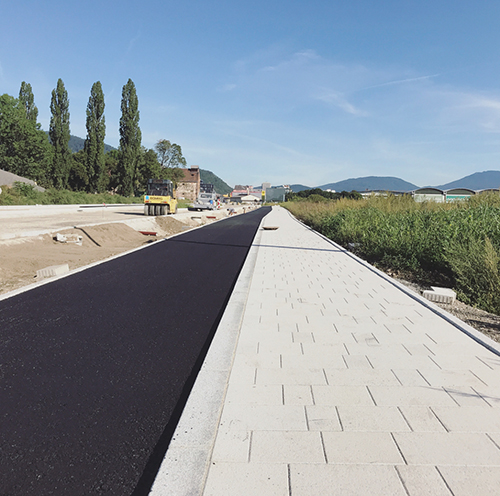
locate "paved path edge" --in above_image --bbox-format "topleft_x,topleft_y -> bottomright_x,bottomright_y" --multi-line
148,216 -> 266,496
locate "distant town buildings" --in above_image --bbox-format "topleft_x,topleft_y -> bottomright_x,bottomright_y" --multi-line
359,187 -> 496,202
229,183 -> 292,203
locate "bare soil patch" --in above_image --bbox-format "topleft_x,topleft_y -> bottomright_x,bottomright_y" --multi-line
0,218 -> 189,296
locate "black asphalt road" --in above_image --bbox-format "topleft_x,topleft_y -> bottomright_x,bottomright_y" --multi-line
0,207 -> 270,495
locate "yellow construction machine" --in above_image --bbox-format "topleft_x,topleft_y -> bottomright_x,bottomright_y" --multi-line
144,179 -> 178,216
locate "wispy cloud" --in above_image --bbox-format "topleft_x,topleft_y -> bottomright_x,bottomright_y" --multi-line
363,73 -> 440,90
127,30 -> 141,53
315,90 -> 368,116
441,92 -> 500,133
218,83 -> 237,92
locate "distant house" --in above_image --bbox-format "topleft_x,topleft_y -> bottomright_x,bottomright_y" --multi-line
413,188 -> 445,203
445,188 -> 475,202
176,166 -> 200,201
241,194 -> 261,204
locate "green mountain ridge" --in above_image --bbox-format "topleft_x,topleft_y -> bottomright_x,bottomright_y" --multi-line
291,171 -> 500,193
435,170 -> 500,190
199,169 -> 232,195
319,176 -> 418,192
57,133 -> 116,154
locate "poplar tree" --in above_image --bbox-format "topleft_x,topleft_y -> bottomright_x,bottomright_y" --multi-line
18,82 -> 38,122
49,79 -> 71,189
118,79 -> 141,196
84,81 -> 106,192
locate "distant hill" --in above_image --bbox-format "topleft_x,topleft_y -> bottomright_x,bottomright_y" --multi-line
319,176 -> 418,192
47,132 -> 116,154
435,170 -> 500,190
200,169 -> 232,195
289,184 -> 311,193
68,135 -> 116,154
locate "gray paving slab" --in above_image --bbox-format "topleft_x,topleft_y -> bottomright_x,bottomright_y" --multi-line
152,206 -> 500,495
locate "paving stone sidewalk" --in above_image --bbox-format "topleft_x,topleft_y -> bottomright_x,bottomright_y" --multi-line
155,206 -> 500,495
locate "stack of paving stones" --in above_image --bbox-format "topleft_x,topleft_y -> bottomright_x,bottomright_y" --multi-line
202,206 -> 500,495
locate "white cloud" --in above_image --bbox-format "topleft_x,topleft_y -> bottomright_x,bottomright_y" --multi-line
315,90 -> 368,116
218,83 -> 237,92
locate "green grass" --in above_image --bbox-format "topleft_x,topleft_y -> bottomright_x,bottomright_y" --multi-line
176,199 -> 192,209
0,182 -> 143,206
285,193 -> 500,315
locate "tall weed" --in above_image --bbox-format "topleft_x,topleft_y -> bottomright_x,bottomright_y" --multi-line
285,192 -> 500,314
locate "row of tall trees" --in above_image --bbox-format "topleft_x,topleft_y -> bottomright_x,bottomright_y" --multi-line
0,79 -> 187,196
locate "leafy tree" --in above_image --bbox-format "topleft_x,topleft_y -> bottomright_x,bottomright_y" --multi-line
155,139 -> 187,168
49,79 -> 71,189
84,81 -> 106,192
0,93 -> 52,186
18,82 -> 38,122
118,79 -> 141,196
134,147 -> 161,192
68,149 -> 89,191
105,149 -> 120,192
285,188 -> 362,201
154,139 -> 187,187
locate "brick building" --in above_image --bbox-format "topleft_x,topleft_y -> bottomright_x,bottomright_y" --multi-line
176,166 -> 200,201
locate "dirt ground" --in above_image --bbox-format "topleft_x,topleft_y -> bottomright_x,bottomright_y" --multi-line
0,216 -> 190,296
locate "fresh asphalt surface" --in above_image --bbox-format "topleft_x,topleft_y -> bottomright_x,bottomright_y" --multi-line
0,207 -> 270,495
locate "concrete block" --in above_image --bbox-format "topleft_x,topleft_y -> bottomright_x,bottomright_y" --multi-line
397,406 -> 448,432
438,466 -> 500,496
290,464 -> 407,496
283,385 -> 314,406
218,403 -> 307,431
36,264 -> 70,279
311,385 -> 375,406
322,431 -> 405,464
393,431 -> 500,465
368,385 -> 458,407
432,406 -> 500,432
250,431 -> 325,463
335,405 -> 411,432
395,465 -> 453,496
305,405 -> 343,431
224,384 -> 283,406
203,462 -> 289,496
423,287 -> 456,304
210,429 -> 251,462
55,232 -> 83,245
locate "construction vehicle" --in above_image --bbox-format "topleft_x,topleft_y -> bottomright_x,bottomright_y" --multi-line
189,183 -> 218,211
144,179 -> 178,216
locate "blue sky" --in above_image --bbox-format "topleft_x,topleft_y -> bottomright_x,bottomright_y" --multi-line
2,0 -> 500,188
